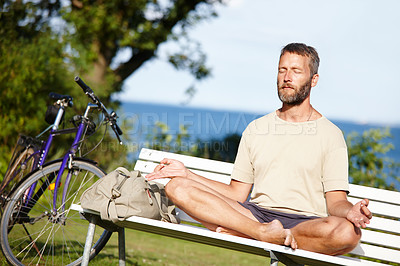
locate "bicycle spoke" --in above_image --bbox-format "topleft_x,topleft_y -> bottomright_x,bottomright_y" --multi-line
62,170 -> 95,214
61,223 -> 81,261
17,222 -> 53,262
21,223 -> 43,262
35,222 -> 56,265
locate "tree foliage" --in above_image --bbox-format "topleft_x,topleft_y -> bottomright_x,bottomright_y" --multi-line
191,133 -> 240,162
0,2 -> 128,174
0,2 -> 73,174
347,128 -> 400,190
63,0 -> 220,95
0,0 -> 222,176
145,122 -> 192,155
145,122 -> 240,163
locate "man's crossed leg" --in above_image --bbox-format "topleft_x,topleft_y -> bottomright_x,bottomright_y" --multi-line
164,177 -> 361,255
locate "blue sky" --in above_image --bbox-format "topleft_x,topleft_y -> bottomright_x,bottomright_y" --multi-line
116,0 -> 400,126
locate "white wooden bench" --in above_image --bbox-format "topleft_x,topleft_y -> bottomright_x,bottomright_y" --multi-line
73,148 -> 400,265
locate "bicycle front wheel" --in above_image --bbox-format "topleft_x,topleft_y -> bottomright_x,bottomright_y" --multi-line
0,159 -> 112,266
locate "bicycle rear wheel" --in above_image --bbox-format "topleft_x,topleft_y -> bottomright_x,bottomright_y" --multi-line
0,159 -> 112,265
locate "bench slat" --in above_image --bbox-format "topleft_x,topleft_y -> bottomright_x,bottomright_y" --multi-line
350,243 -> 400,264
348,197 -> 400,219
359,229 -> 400,249
367,216 -> 400,234
349,184 -> 400,205
138,148 -> 234,174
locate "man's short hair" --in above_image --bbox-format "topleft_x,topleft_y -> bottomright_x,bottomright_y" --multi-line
280,43 -> 320,77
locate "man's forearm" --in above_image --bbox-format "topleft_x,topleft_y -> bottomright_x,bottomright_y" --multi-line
328,199 -> 353,218
146,158 -> 251,202
187,171 -> 250,202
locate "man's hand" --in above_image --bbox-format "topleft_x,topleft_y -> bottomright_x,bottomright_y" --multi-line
145,158 -> 189,181
346,199 -> 372,228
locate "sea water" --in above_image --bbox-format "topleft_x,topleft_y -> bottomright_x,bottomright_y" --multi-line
121,101 -> 400,159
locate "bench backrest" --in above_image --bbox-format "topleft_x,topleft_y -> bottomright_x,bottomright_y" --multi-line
135,148 -> 400,265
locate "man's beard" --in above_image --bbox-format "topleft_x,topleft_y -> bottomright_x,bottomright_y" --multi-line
277,79 -> 312,105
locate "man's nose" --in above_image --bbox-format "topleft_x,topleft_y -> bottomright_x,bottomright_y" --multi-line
284,71 -> 292,82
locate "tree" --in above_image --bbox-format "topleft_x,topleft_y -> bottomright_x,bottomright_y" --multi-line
145,122 -> 191,154
347,128 -> 400,190
144,122 -> 239,162
1,0 -> 222,103
192,133 -> 240,162
0,2 -> 74,174
0,1 -> 129,175
0,22 -> 128,174
63,0 -> 221,97
0,0 -> 222,176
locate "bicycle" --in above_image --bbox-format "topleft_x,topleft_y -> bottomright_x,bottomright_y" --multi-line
0,76 -> 123,265
0,92 -> 74,213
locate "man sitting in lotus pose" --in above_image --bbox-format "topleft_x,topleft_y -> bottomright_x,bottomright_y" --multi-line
146,43 -> 372,255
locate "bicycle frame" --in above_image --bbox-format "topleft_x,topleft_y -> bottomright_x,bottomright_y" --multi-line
53,103 -> 98,215
16,102 -> 95,216
4,76 -> 122,220
19,102 -> 99,220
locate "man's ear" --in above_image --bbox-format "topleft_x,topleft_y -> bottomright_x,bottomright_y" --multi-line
311,74 -> 319,88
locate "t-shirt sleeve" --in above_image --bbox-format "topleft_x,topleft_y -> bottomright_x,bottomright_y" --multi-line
322,135 -> 349,193
230,130 -> 254,184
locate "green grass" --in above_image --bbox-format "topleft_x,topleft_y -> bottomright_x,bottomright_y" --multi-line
1,228 -> 273,265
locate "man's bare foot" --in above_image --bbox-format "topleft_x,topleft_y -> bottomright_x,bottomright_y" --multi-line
216,220 -> 297,250
258,220 -> 298,249
216,226 -> 252,239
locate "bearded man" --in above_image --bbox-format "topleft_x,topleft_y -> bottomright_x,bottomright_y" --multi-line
146,43 -> 372,255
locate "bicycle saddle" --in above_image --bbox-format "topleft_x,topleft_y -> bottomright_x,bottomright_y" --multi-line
49,92 -> 73,102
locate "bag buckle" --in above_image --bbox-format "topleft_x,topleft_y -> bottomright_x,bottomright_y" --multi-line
111,188 -> 121,199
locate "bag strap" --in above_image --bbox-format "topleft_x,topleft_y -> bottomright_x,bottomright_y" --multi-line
116,167 -> 133,178
108,167 -> 136,223
149,182 -> 180,224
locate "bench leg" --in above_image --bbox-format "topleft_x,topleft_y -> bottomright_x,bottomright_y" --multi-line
270,257 -> 279,266
118,227 -> 126,266
269,250 -> 303,266
81,217 -> 97,266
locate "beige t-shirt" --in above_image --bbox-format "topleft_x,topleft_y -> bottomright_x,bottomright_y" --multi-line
231,112 -> 349,217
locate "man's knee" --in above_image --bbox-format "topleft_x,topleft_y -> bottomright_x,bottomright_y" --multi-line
340,219 -> 361,249
165,178 -> 190,202
326,216 -> 361,251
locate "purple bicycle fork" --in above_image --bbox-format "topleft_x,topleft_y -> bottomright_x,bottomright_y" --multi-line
52,122 -> 86,214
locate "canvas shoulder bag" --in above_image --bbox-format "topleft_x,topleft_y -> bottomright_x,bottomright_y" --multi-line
80,167 -> 179,224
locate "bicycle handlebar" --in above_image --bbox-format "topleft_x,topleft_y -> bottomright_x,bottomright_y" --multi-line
74,76 -> 99,104
74,76 -> 123,144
